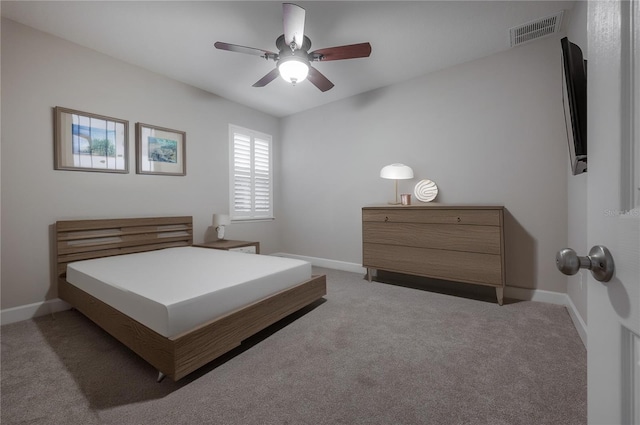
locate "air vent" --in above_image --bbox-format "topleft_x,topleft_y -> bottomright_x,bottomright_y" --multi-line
509,10 -> 564,47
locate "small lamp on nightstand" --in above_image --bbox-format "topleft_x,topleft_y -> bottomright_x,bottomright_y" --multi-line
380,163 -> 414,205
212,214 -> 231,240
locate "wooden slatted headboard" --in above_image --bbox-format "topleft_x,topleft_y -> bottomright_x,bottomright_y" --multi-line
55,216 -> 193,278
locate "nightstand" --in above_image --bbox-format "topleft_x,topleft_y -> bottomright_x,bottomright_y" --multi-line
193,240 -> 260,254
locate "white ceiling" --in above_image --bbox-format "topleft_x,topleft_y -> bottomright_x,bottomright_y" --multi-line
1,1 -> 576,117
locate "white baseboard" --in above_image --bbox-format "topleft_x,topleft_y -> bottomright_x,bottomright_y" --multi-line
1,298 -> 71,326
504,286 -> 568,304
270,253 -> 367,274
565,296 -> 587,347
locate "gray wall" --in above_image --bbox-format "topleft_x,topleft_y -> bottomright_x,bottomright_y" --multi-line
0,19 -> 281,309
2,15 -> 577,311
564,0 -> 588,325
279,35 -> 570,293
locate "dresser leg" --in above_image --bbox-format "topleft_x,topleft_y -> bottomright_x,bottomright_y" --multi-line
366,268 -> 373,282
496,287 -> 504,306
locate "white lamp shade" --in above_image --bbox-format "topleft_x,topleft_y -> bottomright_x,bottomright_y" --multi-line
278,57 -> 309,83
212,214 -> 231,227
380,163 -> 414,180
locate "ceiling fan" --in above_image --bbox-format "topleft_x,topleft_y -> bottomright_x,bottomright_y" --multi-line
214,3 -> 372,92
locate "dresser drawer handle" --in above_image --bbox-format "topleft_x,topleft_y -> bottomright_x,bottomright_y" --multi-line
384,216 -> 389,222
457,217 -> 461,223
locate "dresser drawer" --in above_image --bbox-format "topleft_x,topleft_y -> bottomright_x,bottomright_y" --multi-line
363,243 -> 503,287
363,222 -> 501,255
362,208 -> 501,226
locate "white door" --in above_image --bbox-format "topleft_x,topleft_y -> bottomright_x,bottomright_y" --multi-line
587,1 -> 640,424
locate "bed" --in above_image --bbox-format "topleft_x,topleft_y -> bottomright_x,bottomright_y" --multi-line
55,216 -> 327,381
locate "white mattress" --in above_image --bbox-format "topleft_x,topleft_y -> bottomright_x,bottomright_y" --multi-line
65,247 -> 312,338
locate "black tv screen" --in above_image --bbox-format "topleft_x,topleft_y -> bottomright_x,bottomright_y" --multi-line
561,37 -> 587,175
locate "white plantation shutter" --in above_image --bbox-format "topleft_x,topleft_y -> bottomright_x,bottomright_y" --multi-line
253,137 -> 271,214
229,125 -> 273,220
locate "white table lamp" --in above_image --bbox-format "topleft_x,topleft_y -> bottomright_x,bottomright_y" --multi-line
380,163 -> 414,205
212,214 -> 231,240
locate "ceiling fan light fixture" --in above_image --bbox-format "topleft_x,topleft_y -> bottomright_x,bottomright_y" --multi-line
278,56 -> 309,85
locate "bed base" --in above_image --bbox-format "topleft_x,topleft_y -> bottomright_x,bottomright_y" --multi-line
57,274 -> 326,381
55,216 -> 327,381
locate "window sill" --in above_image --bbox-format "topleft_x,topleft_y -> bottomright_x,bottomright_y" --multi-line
231,217 -> 275,224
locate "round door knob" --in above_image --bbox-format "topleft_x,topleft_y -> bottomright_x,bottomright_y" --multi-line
555,248 -> 589,275
555,245 -> 615,283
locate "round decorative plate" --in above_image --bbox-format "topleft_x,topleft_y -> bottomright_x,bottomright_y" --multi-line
414,179 -> 438,202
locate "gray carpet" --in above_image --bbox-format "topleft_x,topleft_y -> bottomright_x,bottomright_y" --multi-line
1,267 -> 586,424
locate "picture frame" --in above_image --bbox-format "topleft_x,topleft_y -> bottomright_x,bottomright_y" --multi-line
136,123 -> 186,176
54,106 -> 129,173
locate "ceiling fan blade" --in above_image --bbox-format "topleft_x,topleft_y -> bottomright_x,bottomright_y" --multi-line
283,3 -> 305,50
214,41 -> 276,59
307,66 -> 334,92
310,43 -> 372,61
252,68 -> 280,87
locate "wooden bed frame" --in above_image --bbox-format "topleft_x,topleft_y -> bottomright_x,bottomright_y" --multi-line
55,216 -> 326,381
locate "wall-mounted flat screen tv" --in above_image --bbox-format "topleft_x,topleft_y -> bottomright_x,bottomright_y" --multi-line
561,37 -> 587,175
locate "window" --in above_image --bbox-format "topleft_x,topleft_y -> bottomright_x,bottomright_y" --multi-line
229,124 -> 273,221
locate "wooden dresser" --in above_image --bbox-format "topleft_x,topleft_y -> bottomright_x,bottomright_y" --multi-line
362,205 -> 506,305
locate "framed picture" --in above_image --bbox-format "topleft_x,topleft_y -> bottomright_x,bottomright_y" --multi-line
136,123 -> 186,176
54,106 -> 129,173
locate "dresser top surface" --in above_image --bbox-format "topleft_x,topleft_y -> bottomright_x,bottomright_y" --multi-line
363,204 -> 504,210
